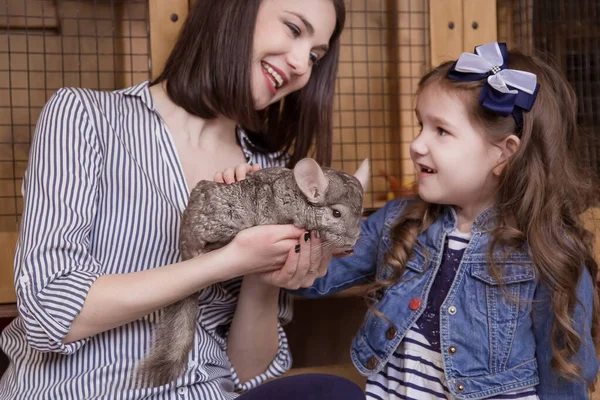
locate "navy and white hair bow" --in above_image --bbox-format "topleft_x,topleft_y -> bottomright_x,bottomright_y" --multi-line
448,42 -> 540,131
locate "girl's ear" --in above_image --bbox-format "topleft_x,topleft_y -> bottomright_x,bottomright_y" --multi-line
493,134 -> 521,176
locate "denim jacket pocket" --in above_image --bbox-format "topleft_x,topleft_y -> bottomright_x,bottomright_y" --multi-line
467,262 -> 537,373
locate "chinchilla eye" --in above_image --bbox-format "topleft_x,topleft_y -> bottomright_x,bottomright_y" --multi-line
332,209 -> 341,218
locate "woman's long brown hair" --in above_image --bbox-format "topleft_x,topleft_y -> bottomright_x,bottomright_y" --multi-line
369,51 -> 600,385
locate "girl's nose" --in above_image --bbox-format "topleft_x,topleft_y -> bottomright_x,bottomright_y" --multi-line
409,134 -> 428,158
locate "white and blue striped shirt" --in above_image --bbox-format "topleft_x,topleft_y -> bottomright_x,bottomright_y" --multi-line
0,81 -> 292,400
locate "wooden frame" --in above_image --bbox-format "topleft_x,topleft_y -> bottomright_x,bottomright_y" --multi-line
148,0 -> 189,80
429,0 -> 497,65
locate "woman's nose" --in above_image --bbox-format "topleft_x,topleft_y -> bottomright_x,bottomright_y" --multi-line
287,48 -> 310,76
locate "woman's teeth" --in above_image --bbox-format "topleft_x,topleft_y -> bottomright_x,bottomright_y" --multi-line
421,167 -> 435,173
262,62 -> 284,89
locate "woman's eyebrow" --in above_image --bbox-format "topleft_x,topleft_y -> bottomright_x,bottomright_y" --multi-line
286,11 -> 315,34
284,11 -> 330,53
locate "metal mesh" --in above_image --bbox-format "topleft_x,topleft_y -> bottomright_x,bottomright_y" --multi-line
333,0 -> 429,210
0,0 -> 151,232
0,0 -> 431,229
498,0 -> 600,178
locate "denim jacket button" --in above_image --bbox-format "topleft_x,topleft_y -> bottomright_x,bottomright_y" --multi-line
448,346 -> 457,354
409,297 -> 422,310
448,306 -> 457,315
456,383 -> 465,392
366,356 -> 378,370
385,327 -> 398,340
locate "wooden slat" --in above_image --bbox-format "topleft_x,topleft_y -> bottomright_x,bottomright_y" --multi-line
0,232 -> 18,304
0,303 -> 17,318
463,0 -> 497,52
429,0 -> 464,66
148,0 -> 189,80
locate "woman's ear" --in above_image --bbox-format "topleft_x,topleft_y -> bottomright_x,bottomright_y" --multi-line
494,134 -> 521,176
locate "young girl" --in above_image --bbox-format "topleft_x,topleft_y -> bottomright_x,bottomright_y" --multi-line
293,42 -> 600,399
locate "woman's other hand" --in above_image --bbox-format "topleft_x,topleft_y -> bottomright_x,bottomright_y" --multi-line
214,163 -> 261,184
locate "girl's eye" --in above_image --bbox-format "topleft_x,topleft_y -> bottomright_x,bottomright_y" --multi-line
309,52 -> 319,65
332,209 -> 341,218
437,127 -> 448,136
286,22 -> 301,38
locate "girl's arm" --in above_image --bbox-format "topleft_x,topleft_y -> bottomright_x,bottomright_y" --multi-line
532,266 -> 599,398
293,199 -> 405,298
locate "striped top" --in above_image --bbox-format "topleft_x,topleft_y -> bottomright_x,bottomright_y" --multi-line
365,231 -> 539,400
0,81 -> 292,400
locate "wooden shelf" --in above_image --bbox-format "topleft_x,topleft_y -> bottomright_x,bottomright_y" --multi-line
0,304 -> 17,319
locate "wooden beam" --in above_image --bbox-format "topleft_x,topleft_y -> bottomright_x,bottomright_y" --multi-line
429,0 -> 464,66
0,232 -> 17,304
148,0 -> 189,80
463,0 -> 497,52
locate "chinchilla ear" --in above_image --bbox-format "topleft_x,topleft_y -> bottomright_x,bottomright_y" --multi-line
293,158 -> 329,203
354,158 -> 370,191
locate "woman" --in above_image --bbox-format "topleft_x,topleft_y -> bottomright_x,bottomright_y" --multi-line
0,0 -> 364,399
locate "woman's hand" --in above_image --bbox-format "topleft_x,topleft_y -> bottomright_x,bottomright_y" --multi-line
249,231 -> 332,290
214,163 -> 261,183
221,224 -> 305,277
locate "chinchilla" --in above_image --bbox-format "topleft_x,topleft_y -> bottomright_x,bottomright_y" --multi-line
136,158 -> 369,387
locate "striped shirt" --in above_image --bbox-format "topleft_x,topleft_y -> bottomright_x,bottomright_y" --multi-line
366,232 -> 539,400
0,81 -> 292,400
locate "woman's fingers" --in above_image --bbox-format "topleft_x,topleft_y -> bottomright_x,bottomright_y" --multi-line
215,163 -> 262,184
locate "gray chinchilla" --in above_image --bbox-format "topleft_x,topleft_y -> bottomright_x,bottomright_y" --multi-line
136,158 -> 369,387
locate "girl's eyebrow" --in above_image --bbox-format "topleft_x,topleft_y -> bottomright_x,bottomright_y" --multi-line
284,11 -> 329,53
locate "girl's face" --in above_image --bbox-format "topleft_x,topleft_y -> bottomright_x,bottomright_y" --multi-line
410,83 -> 505,213
251,0 -> 336,110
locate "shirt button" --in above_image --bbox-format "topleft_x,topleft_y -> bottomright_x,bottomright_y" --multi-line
177,387 -> 189,396
20,275 -> 30,285
188,360 -> 197,368
448,306 -> 457,315
408,297 -> 422,310
385,326 -> 398,340
448,346 -> 457,354
456,383 -> 465,392
366,356 -> 378,370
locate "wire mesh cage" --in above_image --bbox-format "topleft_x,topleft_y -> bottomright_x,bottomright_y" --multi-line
0,0 -> 151,232
334,0 -> 429,210
0,0 -> 430,231
498,0 -> 600,179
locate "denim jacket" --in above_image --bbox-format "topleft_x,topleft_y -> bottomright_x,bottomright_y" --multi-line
295,199 -> 598,399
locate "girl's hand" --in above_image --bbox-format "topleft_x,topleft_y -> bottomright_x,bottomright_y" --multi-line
251,231 -> 332,290
214,163 -> 261,184
222,224 -> 305,277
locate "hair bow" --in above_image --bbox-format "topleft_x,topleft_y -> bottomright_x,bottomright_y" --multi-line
448,42 -> 539,130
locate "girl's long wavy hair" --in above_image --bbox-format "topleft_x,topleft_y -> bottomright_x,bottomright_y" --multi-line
369,51 -> 600,384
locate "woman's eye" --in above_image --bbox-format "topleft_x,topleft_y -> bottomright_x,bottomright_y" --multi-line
437,127 -> 448,136
286,22 -> 301,37
332,209 -> 341,218
309,52 -> 319,65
